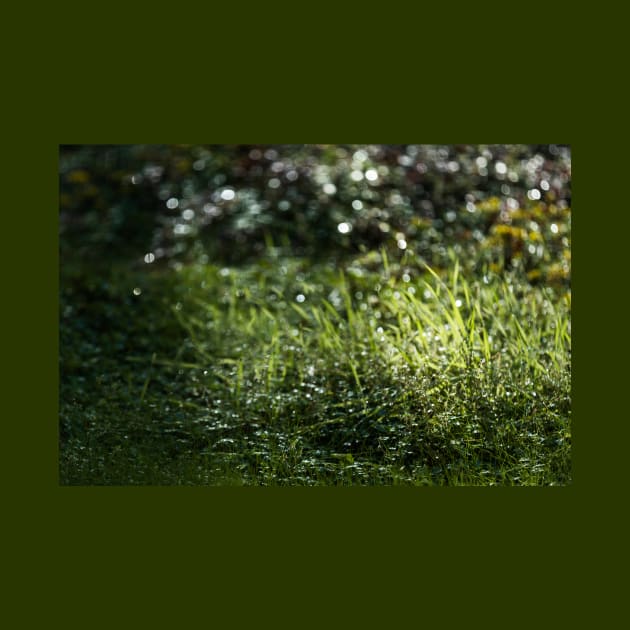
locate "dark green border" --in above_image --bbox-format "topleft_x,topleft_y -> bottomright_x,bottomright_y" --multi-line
8,3 -> 610,627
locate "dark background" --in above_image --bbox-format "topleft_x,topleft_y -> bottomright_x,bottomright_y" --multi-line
59,144 -> 571,293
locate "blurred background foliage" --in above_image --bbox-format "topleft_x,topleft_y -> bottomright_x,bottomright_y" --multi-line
59,144 -> 570,285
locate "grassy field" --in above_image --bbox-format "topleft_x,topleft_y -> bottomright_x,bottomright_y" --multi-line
60,247 -> 571,485
59,144 -> 571,485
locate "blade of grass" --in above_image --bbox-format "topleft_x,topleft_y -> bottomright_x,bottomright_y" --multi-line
139,352 -> 156,403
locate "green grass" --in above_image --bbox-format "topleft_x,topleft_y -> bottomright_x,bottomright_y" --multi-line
60,249 -> 571,486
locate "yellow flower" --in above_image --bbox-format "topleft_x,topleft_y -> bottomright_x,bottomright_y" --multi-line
67,169 -> 91,184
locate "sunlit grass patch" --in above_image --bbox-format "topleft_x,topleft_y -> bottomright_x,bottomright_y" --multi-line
60,244 -> 570,486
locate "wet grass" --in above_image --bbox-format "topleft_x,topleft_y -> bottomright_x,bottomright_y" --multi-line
60,249 -> 571,486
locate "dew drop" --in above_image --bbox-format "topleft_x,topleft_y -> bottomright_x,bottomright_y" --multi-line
350,170 -> 364,182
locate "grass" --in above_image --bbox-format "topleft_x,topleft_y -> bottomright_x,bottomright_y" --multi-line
60,248 -> 571,486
